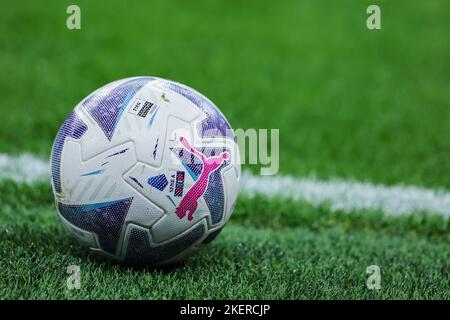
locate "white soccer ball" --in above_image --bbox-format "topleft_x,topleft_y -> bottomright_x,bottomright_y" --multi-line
50,77 -> 241,265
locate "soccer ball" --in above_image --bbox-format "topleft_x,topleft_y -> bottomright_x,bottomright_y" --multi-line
50,77 -> 241,265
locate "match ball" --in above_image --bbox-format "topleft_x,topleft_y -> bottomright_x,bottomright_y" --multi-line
50,77 -> 241,265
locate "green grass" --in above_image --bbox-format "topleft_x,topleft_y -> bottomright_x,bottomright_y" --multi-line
0,0 -> 449,299
0,183 -> 449,299
3,224 -> 449,299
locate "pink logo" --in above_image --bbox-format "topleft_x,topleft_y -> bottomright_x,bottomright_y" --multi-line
175,136 -> 230,221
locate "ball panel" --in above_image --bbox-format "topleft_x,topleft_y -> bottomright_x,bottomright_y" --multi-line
125,222 -> 206,265
82,77 -> 153,141
202,226 -> 224,244
161,80 -> 234,139
58,213 -> 100,249
221,162 -> 241,223
51,111 -> 88,194
58,140 -> 137,205
122,191 -> 165,228
58,198 -> 133,255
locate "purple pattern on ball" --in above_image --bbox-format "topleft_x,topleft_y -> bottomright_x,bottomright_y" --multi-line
83,77 -> 152,140
148,174 -> 169,191
58,198 -> 133,254
163,81 -> 234,139
51,112 -> 88,194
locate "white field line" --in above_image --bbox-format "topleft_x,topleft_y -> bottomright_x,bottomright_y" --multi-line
1,153 -> 450,217
241,172 -> 450,217
0,153 -> 49,184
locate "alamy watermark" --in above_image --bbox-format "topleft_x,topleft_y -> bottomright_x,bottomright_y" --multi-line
67,4 -> 382,31
235,129 -> 279,176
366,5 -> 381,30
66,265 -> 81,290
66,5 -> 81,30
366,265 -> 381,290
169,128 -> 280,176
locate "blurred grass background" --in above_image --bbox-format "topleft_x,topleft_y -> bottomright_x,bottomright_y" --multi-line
1,0 -> 450,187
0,0 -> 449,299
